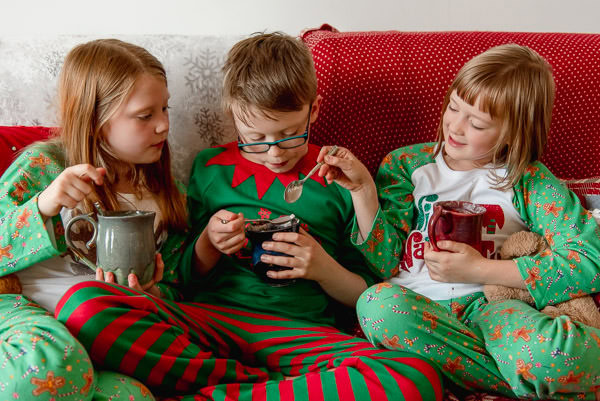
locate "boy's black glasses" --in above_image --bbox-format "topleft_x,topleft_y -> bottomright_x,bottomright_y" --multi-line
237,105 -> 312,154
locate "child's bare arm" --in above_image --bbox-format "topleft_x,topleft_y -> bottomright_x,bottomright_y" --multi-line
193,210 -> 245,276
261,228 -> 368,306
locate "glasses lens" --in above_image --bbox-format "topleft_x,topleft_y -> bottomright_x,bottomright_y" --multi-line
278,135 -> 307,149
239,143 -> 269,153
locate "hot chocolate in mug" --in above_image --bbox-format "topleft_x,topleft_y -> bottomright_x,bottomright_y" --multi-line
245,214 -> 300,286
65,210 -> 156,286
427,201 -> 487,255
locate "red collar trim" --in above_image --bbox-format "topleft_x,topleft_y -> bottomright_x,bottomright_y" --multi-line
205,142 -> 327,199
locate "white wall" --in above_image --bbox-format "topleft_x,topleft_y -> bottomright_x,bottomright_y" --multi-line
2,0 -> 599,35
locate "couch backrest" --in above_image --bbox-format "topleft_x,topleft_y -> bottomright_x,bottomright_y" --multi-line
0,35 -> 241,184
302,28 -> 600,180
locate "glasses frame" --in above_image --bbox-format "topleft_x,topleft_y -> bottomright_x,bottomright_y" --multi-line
237,104 -> 312,154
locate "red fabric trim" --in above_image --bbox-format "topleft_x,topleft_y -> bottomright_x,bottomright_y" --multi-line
205,142 -> 327,199
0,126 -> 52,176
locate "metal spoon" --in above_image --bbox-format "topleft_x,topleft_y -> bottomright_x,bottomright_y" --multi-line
284,145 -> 338,203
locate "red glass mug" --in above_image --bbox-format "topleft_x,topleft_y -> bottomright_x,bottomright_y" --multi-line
427,201 -> 487,254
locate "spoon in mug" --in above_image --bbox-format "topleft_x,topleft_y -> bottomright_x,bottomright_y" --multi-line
284,145 -> 338,203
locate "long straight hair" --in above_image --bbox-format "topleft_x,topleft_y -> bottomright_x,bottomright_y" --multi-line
56,39 -> 187,231
434,44 -> 555,190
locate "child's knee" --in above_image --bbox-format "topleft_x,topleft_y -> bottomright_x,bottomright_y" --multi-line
0,303 -> 95,400
357,283 -> 392,322
95,371 -> 155,401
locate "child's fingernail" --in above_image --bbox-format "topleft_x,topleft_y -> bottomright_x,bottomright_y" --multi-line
261,255 -> 270,262
266,271 -> 275,278
262,242 -> 271,249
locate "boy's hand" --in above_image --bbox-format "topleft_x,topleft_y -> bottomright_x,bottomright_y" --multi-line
259,227 -> 335,283
38,164 -> 106,218
317,146 -> 373,193
423,241 -> 485,283
206,210 -> 246,255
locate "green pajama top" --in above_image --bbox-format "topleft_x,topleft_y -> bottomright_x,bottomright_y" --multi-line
0,141 -> 188,301
181,142 -> 377,327
352,142 -> 600,309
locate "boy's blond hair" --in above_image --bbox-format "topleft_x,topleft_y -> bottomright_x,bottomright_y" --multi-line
434,44 -> 555,189
57,39 -> 187,231
222,32 -> 317,122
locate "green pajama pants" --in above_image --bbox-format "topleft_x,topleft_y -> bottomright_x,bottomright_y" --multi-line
55,281 -> 444,400
0,294 -> 154,401
357,283 -> 600,400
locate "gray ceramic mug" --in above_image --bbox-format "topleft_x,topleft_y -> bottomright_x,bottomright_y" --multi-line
65,210 -> 156,286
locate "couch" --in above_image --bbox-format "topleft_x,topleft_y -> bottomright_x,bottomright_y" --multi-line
1,27 -> 600,401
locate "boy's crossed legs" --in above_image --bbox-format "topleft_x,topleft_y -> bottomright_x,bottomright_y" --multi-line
56,281 -> 443,400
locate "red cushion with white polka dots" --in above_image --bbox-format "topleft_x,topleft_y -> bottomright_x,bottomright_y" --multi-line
0,126 -> 52,176
302,27 -> 600,180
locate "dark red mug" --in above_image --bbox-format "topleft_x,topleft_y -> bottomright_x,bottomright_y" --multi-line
427,201 -> 487,254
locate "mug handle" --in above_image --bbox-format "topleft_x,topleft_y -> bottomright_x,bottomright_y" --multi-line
427,206 -> 443,252
64,213 -> 98,272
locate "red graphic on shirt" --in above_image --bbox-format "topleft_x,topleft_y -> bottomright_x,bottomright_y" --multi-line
479,204 -> 506,258
258,208 -> 272,220
205,142 -> 327,199
399,231 -> 424,271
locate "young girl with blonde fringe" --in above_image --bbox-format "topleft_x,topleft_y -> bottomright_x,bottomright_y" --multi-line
0,39 -> 188,400
319,44 -> 600,400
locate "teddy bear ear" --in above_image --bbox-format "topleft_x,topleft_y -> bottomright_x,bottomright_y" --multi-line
500,231 -> 544,259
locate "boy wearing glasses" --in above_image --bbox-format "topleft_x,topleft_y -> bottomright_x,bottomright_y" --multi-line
55,33 -> 443,399
182,32 -> 442,399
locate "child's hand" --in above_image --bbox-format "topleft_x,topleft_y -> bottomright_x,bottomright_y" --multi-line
38,164 -> 106,218
423,241 -> 486,283
259,227 -> 335,283
317,146 -> 373,193
206,210 -> 246,255
96,253 -> 164,297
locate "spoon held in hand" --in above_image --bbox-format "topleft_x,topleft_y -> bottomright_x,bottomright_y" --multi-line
283,145 -> 338,203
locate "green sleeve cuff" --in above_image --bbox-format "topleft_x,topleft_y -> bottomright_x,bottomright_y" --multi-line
350,207 -> 383,246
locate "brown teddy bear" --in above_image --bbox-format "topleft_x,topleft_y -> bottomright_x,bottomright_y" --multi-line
483,230 -> 600,329
0,273 -> 22,294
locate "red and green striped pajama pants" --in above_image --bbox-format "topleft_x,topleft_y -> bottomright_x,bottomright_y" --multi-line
55,281 -> 443,401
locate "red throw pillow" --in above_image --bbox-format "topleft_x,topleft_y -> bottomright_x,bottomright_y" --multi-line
0,126 -> 53,176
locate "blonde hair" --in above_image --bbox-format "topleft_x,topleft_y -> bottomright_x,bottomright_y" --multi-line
222,32 -> 317,123
434,44 -> 555,189
56,39 -> 187,231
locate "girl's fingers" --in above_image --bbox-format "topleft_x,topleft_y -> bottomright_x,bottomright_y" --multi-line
70,164 -> 106,186
128,274 -> 142,291
95,267 -> 105,281
105,271 -> 116,284
153,253 -> 164,283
